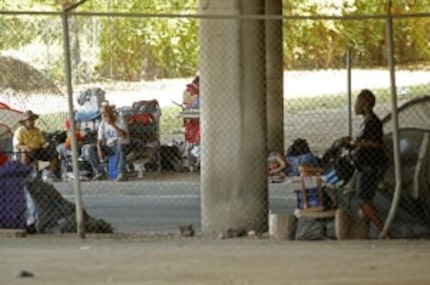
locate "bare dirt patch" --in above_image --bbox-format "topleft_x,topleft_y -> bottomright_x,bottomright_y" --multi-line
0,238 -> 429,285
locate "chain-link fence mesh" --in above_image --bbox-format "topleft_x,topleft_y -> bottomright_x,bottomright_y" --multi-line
1,3 -> 430,240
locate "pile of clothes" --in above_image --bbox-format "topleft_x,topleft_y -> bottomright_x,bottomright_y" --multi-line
0,152 -> 113,234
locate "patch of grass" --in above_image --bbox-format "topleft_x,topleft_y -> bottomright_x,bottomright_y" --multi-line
36,82 -> 430,135
284,82 -> 430,114
160,106 -> 184,134
39,112 -> 68,132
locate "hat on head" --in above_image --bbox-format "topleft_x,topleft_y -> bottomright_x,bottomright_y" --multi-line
19,110 -> 39,123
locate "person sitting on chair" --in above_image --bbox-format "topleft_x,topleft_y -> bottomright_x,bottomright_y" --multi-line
88,104 -> 130,181
13,110 -> 59,180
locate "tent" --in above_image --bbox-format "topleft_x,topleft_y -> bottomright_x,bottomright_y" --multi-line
0,102 -> 23,153
381,95 -> 430,200
382,95 -> 430,133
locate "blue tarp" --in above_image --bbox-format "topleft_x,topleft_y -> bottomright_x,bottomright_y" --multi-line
75,110 -> 100,122
286,153 -> 320,176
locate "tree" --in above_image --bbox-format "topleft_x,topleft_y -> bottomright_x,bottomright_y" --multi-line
1,0 -> 429,81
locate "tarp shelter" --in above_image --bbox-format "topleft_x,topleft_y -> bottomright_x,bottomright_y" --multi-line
382,95 -> 430,133
0,56 -> 66,126
381,95 -> 430,199
0,56 -> 62,95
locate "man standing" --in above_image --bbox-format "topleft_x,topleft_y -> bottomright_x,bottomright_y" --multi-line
342,89 -> 388,238
13,110 -> 59,180
88,104 -> 129,181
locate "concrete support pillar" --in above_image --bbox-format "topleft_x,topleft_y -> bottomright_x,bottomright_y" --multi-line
199,0 -> 268,234
265,0 -> 284,153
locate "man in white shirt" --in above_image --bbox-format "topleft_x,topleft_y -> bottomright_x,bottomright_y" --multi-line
88,105 -> 130,181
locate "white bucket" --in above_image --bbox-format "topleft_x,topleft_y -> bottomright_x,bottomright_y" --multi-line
269,212 -> 290,240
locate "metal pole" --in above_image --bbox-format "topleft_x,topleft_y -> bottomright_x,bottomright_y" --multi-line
108,0 -> 113,78
381,0 -> 403,239
346,49 -> 352,137
61,8 -> 85,239
266,0 -> 284,153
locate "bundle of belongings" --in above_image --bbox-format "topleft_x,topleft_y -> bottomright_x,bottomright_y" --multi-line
0,151 -> 114,234
267,138 -> 321,183
277,135 -> 430,240
267,138 -> 340,240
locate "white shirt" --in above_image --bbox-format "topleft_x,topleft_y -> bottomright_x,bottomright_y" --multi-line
97,115 -> 129,146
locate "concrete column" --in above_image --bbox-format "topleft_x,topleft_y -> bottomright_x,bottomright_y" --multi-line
199,0 -> 268,234
265,0 -> 284,153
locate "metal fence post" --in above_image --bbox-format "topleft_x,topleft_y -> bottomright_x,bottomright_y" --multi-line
382,0 -> 403,240
61,1 -> 88,239
346,49 -> 352,137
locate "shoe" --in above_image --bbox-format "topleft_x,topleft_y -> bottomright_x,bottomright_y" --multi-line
26,223 -> 37,234
115,173 -> 127,182
93,172 -> 106,181
42,171 -> 60,183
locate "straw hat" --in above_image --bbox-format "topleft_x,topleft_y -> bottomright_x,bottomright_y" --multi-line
19,110 -> 39,123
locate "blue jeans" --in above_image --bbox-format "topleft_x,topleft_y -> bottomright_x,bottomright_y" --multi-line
88,143 -> 128,175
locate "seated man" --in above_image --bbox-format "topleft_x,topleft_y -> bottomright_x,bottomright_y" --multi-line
13,110 -> 59,180
88,104 -> 129,181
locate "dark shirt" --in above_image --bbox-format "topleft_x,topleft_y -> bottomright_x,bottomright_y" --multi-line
354,112 -> 387,167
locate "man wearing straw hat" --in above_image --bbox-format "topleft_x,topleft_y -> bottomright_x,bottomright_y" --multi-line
13,110 -> 59,180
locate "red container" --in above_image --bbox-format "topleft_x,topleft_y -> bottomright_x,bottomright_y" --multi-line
184,118 -> 200,144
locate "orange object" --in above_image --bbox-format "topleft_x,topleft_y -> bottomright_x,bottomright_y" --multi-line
65,131 -> 84,149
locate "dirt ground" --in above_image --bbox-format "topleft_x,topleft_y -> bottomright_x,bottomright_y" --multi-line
1,236 -> 430,285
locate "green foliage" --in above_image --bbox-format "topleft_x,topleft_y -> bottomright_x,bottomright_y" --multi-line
39,112 -> 68,132
159,106 -> 183,134
1,0 -> 430,80
282,0 -> 430,68
96,4 -> 199,81
0,16 -> 36,50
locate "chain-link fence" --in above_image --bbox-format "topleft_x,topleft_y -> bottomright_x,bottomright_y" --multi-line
1,3 -> 430,240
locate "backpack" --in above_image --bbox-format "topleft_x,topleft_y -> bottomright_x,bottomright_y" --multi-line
286,138 -> 311,156
285,153 -> 320,176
